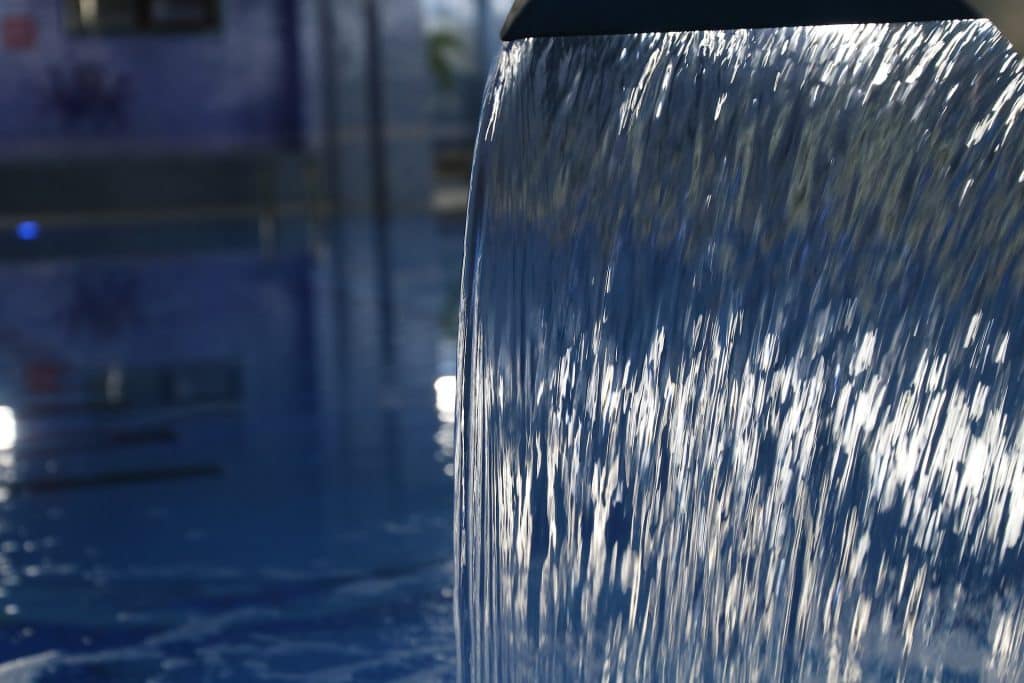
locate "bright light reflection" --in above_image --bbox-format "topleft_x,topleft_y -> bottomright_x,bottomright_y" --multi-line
15,221 -> 40,241
79,0 -> 99,27
814,23 -> 863,41
434,375 -> 457,424
0,407 -> 17,452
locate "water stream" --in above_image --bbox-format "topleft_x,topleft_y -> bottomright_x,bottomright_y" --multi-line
457,20 -> 1024,681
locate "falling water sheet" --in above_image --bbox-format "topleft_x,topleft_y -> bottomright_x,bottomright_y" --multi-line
457,20 -> 1024,682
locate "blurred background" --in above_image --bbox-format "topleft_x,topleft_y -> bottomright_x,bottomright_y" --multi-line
0,0 -> 508,679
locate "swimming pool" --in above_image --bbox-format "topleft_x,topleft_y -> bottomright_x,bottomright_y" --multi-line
0,411 -> 457,682
0,219 -> 465,682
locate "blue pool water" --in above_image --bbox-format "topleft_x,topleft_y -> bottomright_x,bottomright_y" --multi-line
458,19 -> 1024,681
0,219 -> 465,681
0,418 -> 457,682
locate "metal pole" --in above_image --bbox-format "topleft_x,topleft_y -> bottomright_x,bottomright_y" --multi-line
317,0 -> 341,234
365,0 -> 396,375
478,0 -> 492,77
314,0 -> 346,456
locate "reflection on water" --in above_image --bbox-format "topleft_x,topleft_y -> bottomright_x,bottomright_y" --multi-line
436,376 -> 457,426
0,219 -> 466,681
0,408 -> 17,453
458,20 -> 1024,681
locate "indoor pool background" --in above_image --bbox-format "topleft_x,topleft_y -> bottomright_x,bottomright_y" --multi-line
0,0 -> 500,679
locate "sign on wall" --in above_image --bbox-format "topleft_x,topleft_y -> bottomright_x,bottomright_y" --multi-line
2,14 -> 38,51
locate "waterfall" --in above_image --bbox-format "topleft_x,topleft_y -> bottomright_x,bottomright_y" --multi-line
457,20 -> 1024,681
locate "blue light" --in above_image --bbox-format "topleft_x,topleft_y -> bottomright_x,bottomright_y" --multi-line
15,221 -> 40,241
